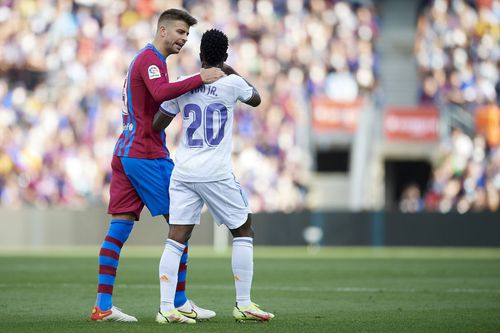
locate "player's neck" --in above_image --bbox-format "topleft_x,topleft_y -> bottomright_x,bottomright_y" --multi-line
201,62 -> 223,69
152,40 -> 169,58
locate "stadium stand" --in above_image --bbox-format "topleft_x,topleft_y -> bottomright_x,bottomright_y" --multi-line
0,0 -> 379,212
415,0 -> 498,109
413,0 -> 499,212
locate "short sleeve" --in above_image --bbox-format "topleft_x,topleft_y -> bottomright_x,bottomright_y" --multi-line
160,99 -> 180,117
231,75 -> 254,102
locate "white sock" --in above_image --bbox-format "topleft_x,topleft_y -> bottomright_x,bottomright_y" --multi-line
159,239 -> 185,312
232,237 -> 253,307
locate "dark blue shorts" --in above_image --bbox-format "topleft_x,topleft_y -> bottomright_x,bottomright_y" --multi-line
108,156 -> 174,220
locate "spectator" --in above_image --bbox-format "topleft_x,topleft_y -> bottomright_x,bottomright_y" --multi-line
399,183 -> 424,213
0,1 -> 379,212
424,128 -> 499,212
416,0 -> 499,212
415,0 -> 499,109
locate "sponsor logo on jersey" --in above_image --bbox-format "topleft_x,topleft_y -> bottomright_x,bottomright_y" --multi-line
123,123 -> 134,131
148,65 -> 161,79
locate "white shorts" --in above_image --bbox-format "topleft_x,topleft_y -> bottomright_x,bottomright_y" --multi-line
169,176 -> 251,230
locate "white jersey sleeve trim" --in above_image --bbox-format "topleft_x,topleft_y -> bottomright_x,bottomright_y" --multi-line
159,106 -> 177,117
160,99 -> 180,117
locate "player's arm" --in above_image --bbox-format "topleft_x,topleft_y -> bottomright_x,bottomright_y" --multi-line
153,100 -> 180,131
222,64 -> 261,107
140,54 -> 224,103
152,110 -> 174,131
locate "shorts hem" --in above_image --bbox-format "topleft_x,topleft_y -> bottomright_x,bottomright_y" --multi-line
150,210 -> 169,217
107,209 -> 141,221
169,218 -> 200,225
224,213 -> 250,230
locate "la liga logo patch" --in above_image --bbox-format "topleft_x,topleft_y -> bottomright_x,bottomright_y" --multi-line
148,65 -> 161,79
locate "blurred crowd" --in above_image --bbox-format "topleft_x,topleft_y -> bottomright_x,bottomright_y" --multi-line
415,0 -> 499,110
0,0 -> 379,212
410,0 -> 500,213
400,129 -> 500,213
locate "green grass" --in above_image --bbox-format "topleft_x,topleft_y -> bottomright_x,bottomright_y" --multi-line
0,247 -> 499,332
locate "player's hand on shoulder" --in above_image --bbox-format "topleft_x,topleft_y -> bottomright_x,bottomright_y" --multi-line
201,67 -> 225,84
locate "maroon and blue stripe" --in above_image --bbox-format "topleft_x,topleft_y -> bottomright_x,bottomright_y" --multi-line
174,242 -> 189,307
115,46 -> 148,156
95,219 -> 134,310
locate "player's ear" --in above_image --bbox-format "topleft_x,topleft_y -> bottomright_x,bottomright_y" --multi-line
159,25 -> 167,38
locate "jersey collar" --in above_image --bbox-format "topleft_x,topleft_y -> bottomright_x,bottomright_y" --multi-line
148,43 -> 166,62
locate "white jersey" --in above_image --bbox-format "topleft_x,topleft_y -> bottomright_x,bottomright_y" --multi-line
160,74 -> 254,182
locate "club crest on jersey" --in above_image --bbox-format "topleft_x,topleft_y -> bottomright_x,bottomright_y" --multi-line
148,65 -> 161,79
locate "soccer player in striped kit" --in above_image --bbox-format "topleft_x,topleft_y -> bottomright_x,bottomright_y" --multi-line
90,9 -> 224,322
152,29 -> 274,324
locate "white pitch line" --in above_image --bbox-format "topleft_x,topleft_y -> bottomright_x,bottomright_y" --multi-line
0,283 -> 499,294
446,288 -> 500,293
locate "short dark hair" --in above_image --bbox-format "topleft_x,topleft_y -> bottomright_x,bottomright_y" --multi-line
200,29 -> 229,66
157,9 -> 197,28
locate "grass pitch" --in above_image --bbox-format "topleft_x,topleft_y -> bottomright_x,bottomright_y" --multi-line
0,247 -> 499,332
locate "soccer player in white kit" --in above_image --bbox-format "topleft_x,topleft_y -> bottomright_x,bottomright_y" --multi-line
152,29 -> 275,324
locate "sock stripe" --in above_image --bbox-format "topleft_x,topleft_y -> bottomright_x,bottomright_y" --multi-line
98,284 -> 114,294
105,235 -> 124,248
166,239 -> 185,253
233,238 -> 253,245
173,242 -> 188,308
110,219 -> 134,226
101,241 -> 121,254
100,248 -> 120,260
177,270 -> 187,282
98,274 -> 115,286
98,256 -> 119,268
95,219 -> 134,311
99,265 -> 117,276
176,281 -> 186,292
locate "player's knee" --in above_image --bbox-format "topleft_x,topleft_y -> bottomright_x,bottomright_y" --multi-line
112,213 -> 136,221
168,226 -> 193,244
230,215 -> 254,238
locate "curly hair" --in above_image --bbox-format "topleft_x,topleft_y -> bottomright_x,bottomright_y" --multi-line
200,29 -> 228,66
